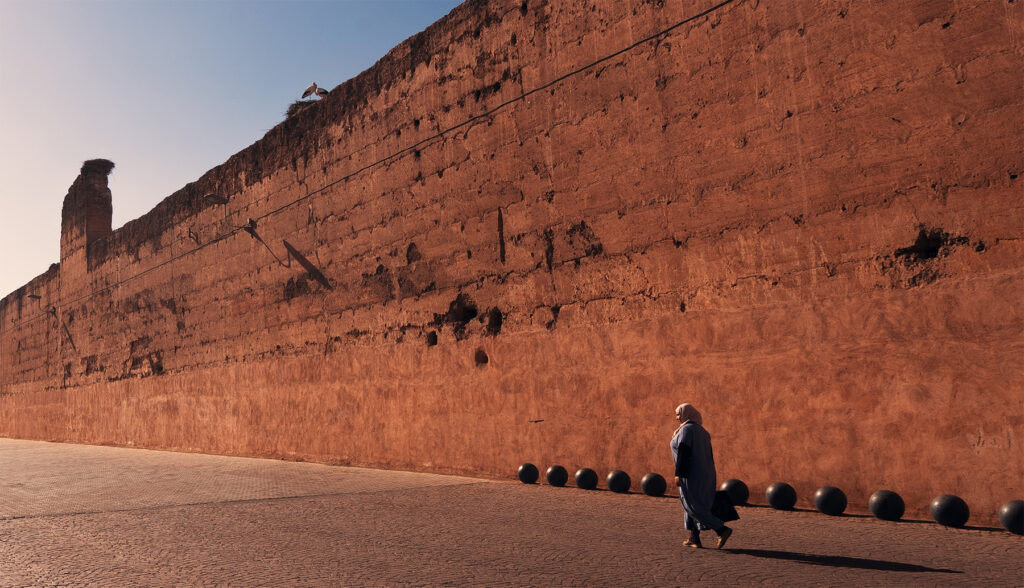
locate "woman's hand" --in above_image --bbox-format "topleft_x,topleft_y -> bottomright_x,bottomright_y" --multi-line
674,476 -> 681,486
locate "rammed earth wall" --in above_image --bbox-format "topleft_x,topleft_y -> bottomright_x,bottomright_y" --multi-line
1,0 -> 1021,524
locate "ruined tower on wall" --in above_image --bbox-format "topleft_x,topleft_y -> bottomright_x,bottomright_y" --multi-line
0,0 -> 1021,523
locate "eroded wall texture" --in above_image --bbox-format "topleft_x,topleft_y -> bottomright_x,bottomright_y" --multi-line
1,0 -> 1022,523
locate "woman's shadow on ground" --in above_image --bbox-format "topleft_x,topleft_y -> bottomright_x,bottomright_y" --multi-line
722,548 -> 962,574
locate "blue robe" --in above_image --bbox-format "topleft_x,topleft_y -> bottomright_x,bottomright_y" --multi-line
671,421 -> 724,531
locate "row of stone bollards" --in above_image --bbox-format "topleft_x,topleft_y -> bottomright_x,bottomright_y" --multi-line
516,464 -> 1023,535
759,480 -> 1024,535
518,464 -> 650,494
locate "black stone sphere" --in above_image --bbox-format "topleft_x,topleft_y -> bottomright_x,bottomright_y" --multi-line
766,482 -> 797,510
517,463 -> 539,484
998,500 -> 1024,535
930,494 -> 970,528
813,486 -> 848,516
575,468 -> 599,490
641,473 -> 667,497
607,470 -> 631,493
720,478 -> 750,506
545,465 -> 569,487
869,490 -> 905,521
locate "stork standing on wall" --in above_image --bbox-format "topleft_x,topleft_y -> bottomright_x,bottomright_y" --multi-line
302,82 -> 330,99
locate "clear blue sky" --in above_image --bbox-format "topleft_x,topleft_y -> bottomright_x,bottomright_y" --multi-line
0,0 -> 461,297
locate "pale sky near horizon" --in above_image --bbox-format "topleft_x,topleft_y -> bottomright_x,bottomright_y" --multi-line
0,0 -> 461,298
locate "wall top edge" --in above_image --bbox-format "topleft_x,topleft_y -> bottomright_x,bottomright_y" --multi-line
3,0 -> 496,301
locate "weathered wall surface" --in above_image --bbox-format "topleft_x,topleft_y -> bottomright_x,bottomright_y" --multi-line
1,0 -> 1021,523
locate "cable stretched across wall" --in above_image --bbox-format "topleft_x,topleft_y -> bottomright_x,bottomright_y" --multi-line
0,0 -> 738,337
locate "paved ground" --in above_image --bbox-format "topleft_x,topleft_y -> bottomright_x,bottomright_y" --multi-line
0,439 -> 1020,587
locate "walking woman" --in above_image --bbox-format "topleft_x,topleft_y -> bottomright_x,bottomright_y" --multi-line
671,403 -> 733,549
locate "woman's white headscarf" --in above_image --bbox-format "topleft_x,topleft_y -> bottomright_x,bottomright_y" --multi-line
675,403 -> 703,426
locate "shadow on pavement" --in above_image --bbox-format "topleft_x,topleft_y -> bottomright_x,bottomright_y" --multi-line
893,519 -> 1005,532
726,548 -> 962,574
738,506 -> 1005,532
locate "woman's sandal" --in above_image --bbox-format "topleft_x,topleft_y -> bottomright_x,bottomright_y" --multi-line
716,526 -> 733,549
682,539 -> 703,548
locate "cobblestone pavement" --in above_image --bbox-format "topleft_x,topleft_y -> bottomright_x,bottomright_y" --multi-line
0,439 -> 1020,587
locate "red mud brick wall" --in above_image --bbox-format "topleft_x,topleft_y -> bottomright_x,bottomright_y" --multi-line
1,0 -> 1022,524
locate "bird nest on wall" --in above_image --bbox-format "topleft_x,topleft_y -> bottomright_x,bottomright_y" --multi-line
286,100 -> 317,119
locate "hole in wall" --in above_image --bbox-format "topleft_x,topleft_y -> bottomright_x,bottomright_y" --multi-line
894,227 -> 967,262
406,242 -> 422,264
486,308 -> 503,335
543,229 -> 554,271
475,348 -> 489,366
148,352 -> 164,375
679,300 -> 687,313
545,305 -> 561,330
426,331 -> 438,346
433,293 -> 479,340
